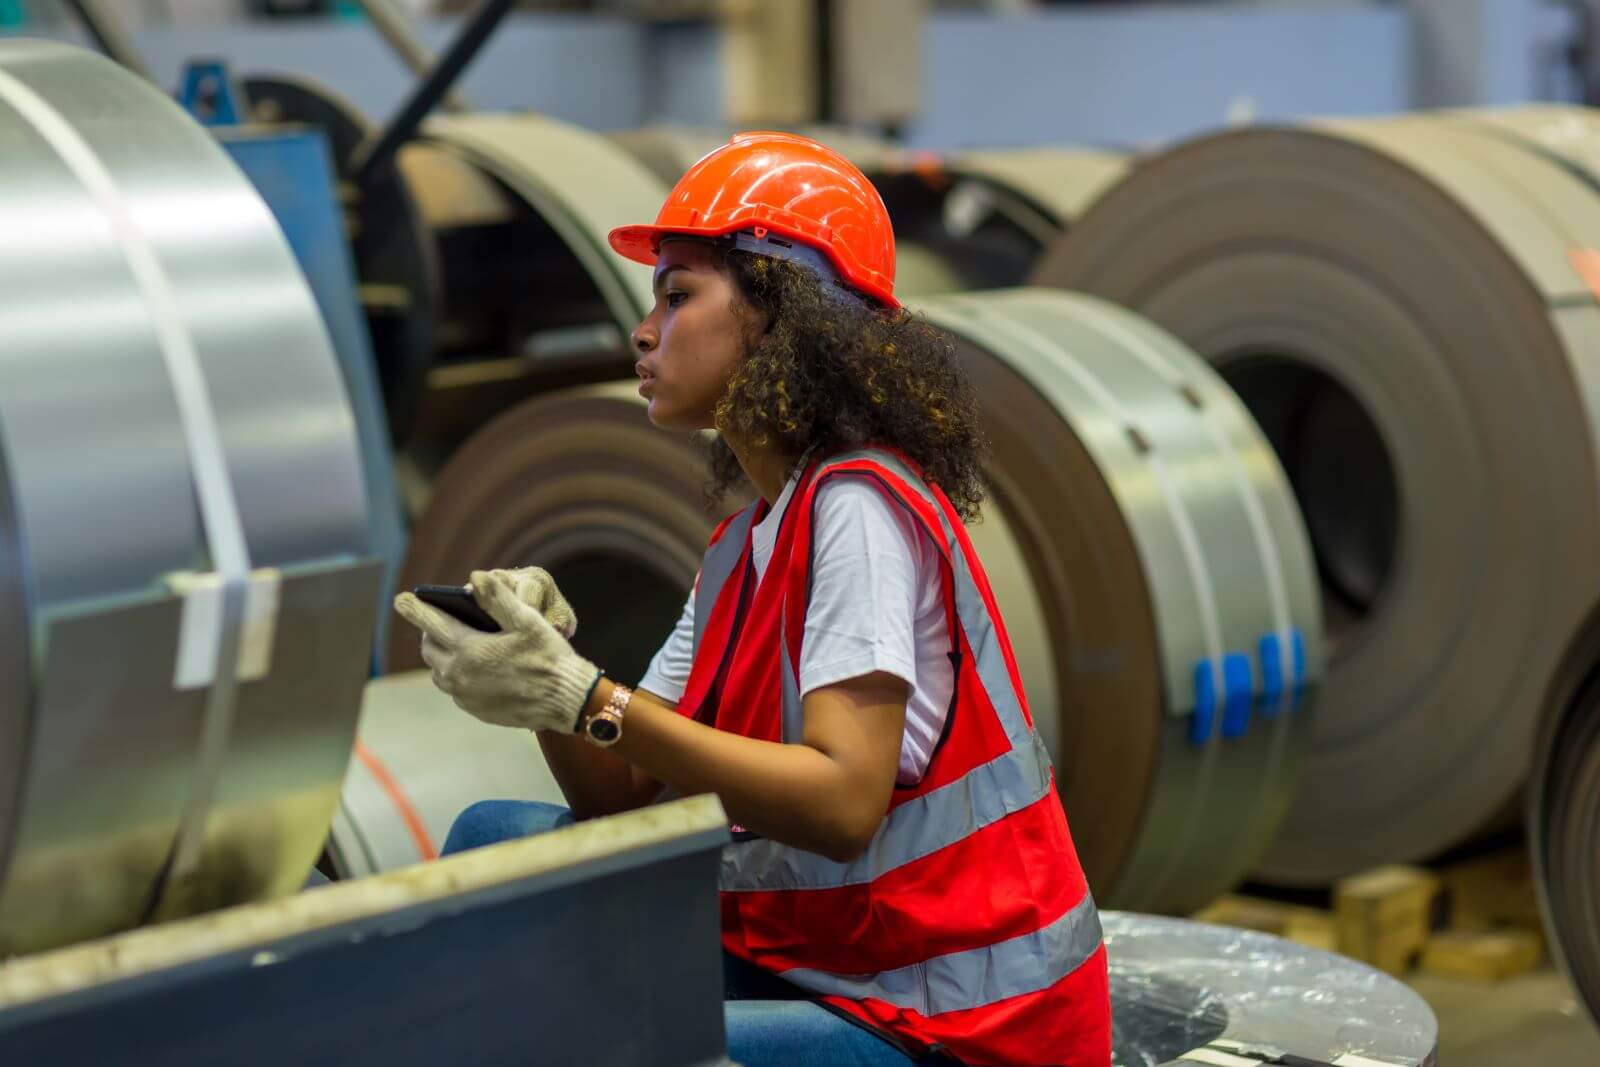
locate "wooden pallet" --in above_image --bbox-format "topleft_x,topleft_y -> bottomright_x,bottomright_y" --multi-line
1193,845 -> 1546,982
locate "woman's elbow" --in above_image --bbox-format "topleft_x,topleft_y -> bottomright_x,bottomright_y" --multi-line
817,807 -> 883,863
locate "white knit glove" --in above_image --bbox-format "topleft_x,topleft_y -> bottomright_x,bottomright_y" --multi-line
393,568 -> 601,733
495,566 -> 579,639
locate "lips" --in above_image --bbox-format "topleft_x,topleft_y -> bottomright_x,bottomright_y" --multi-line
638,378 -> 656,398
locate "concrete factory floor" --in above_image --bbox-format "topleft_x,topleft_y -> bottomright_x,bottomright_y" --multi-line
1407,966 -> 1600,1064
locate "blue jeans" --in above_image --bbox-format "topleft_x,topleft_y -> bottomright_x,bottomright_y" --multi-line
444,800 -> 923,1066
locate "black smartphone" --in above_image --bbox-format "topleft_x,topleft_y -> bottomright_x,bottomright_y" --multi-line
412,583 -> 502,633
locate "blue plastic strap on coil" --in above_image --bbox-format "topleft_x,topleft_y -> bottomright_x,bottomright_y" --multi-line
1257,629 -> 1309,719
1258,633 -> 1286,719
1190,659 -> 1218,745
1221,653 -> 1254,738
1291,629 -> 1308,711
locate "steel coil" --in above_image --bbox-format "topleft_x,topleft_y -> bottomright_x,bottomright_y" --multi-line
0,41 -> 380,953
922,290 -> 1320,912
386,291 -> 1320,912
1033,110 -> 1600,885
1528,601 -> 1600,1032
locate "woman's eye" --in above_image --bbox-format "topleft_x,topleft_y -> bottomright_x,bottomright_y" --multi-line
666,291 -> 688,308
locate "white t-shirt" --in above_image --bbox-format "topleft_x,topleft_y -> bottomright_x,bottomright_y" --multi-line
638,469 -> 954,784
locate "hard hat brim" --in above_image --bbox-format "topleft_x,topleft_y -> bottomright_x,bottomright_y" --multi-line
608,222 -> 901,310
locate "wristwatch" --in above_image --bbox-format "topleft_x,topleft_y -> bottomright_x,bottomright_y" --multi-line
581,683 -> 631,747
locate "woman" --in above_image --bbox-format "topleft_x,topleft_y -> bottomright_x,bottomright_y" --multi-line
394,132 -> 1111,1067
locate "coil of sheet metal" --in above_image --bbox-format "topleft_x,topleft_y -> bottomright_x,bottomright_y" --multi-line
1032,108 -> 1600,886
382,291 -> 1320,913
610,125 -> 1126,297
1528,600 -> 1600,1033
1103,912 -> 1439,1066
0,41 -> 382,955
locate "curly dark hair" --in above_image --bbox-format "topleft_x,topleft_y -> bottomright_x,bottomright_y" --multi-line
704,250 -> 989,522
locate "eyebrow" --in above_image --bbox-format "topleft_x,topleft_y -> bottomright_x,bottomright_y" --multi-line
653,263 -> 691,291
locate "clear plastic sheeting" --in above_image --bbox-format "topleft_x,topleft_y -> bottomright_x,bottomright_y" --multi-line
1104,912 -> 1438,1067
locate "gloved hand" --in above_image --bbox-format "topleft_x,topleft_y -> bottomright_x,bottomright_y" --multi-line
393,569 -> 601,733
495,566 -> 579,639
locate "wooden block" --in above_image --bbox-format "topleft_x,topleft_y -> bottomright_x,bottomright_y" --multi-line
1192,895 -> 1338,953
1421,928 -> 1543,981
1439,847 -> 1542,932
1284,912 -> 1339,953
1193,894 -> 1300,935
1335,865 -> 1441,975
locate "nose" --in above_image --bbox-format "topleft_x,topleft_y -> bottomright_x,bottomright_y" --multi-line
631,319 -> 657,355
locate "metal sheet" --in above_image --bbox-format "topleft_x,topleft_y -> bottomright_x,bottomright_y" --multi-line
0,41 -> 378,951
1034,113 -> 1600,884
1103,912 -> 1439,1066
387,294 -> 1319,913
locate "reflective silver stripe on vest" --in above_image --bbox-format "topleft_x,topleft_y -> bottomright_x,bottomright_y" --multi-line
781,890 -> 1104,1016
721,730 -> 1053,891
694,503 -> 759,654
779,626 -> 804,745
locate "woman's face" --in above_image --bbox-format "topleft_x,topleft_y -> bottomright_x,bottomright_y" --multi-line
631,240 -> 759,431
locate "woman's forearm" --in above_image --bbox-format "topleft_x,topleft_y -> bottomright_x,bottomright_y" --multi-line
535,729 -> 648,819
591,678 -> 902,862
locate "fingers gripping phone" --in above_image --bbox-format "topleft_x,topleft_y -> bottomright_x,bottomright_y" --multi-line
412,583 -> 502,633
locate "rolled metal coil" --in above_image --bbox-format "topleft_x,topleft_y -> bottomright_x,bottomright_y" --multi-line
924,289 -> 1320,913
0,41 -> 380,954
383,291 -> 1320,913
1033,109 -> 1600,885
1528,600 -> 1600,1033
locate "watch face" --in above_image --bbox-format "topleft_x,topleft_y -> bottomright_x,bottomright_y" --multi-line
589,717 -> 621,743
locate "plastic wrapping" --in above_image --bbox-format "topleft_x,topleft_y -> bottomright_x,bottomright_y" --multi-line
1104,912 -> 1438,1067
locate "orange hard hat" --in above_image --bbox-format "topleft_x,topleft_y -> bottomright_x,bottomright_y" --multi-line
609,131 -> 900,310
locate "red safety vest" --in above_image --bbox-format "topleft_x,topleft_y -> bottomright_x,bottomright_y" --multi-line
678,448 -> 1111,1066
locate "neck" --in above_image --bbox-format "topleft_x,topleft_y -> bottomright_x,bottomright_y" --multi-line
726,435 -> 795,505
